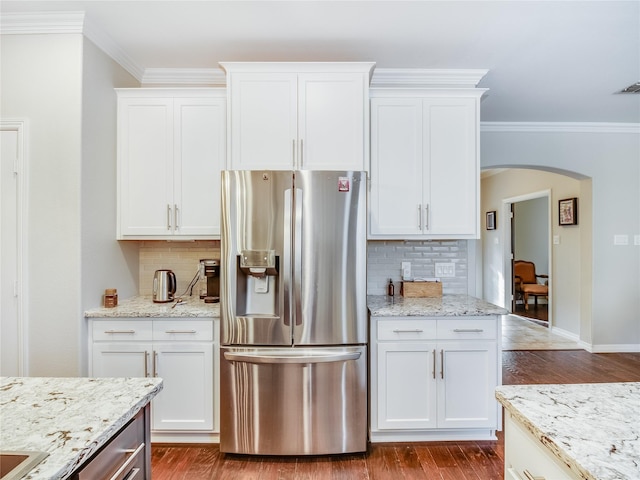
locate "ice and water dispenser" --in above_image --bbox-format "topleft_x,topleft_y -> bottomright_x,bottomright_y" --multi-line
235,250 -> 279,317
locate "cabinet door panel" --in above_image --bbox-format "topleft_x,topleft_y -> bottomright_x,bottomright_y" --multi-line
377,342 -> 437,430
369,99 -> 423,236
174,99 -> 226,236
438,341 -> 497,428
229,73 -> 297,170
152,343 -> 214,431
92,343 -> 152,378
424,99 -> 477,235
118,99 -> 173,237
298,73 -> 365,170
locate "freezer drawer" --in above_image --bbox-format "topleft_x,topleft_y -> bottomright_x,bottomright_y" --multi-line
220,345 -> 368,455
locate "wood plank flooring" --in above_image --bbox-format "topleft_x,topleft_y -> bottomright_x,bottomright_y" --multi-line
151,350 -> 640,479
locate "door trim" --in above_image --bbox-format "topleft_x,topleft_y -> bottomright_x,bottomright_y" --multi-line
1,119 -> 29,375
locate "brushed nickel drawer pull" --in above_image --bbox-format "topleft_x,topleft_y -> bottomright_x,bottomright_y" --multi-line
523,470 -> 545,480
144,351 -> 149,377
453,328 -> 484,333
165,329 -> 197,334
107,443 -> 145,480
104,329 -> 135,334
432,349 -> 436,379
174,204 -> 179,229
440,349 -> 444,379
392,329 -> 424,333
153,351 -> 158,377
167,204 -> 172,230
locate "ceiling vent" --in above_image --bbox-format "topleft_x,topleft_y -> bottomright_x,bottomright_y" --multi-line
620,82 -> 640,93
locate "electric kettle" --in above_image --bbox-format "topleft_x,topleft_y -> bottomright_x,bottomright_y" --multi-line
153,269 -> 176,303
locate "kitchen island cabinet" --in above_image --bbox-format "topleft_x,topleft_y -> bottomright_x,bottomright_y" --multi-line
496,383 -> 640,480
368,295 -> 506,441
86,297 -> 219,443
369,90 -> 485,239
116,88 -> 226,240
0,376 -> 162,480
222,62 -> 374,171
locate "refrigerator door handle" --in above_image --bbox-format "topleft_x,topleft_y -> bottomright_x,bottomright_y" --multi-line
224,350 -> 361,365
293,187 -> 303,326
283,189 -> 293,327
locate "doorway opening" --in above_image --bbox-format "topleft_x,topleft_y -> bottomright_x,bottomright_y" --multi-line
504,191 -> 551,326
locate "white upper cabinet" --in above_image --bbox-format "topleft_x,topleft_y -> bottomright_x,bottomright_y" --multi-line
222,62 -> 375,171
117,89 -> 226,239
369,89 -> 485,239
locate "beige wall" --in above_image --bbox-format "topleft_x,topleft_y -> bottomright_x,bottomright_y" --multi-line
481,169 -> 586,340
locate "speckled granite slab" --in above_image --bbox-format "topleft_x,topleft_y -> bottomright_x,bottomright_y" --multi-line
496,382 -> 640,480
85,295 -> 219,318
0,376 -> 162,480
368,294 -> 507,317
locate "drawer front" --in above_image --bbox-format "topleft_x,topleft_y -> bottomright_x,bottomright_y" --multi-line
437,318 -> 497,340
153,319 -> 213,341
92,320 -> 153,342
73,409 -> 146,480
377,319 -> 437,341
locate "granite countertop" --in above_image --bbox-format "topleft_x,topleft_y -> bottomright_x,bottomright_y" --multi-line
496,382 -> 640,480
0,376 -> 162,480
85,295 -> 220,318
367,294 -> 508,317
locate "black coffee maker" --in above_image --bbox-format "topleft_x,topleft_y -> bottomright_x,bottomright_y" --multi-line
199,259 -> 220,303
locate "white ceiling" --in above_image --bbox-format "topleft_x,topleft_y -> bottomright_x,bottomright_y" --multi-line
2,0 -> 639,123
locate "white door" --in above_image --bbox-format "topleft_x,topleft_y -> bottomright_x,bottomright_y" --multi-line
376,342 -> 437,430
228,73 -> 297,170
118,98 -> 174,237
423,98 -> 478,236
173,98 -> 226,236
369,98 -> 423,236
152,343 -> 214,431
298,73 -> 366,170
1,126 -> 22,376
437,341 -> 497,429
91,343 -> 152,378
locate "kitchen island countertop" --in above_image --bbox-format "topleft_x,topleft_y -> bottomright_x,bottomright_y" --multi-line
0,376 -> 162,480
367,294 -> 507,317
84,295 -> 219,318
496,382 -> 640,480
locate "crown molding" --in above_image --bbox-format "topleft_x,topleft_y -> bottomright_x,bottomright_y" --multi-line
481,122 -> 640,134
0,11 -> 144,81
370,68 -> 489,88
142,68 -> 226,87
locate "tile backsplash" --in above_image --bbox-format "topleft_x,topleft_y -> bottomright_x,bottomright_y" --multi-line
138,239 -> 468,297
139,241 -> 220,296
367,240 -> 468,295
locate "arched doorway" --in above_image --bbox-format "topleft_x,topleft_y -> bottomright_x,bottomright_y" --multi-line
481,167 -> 589,344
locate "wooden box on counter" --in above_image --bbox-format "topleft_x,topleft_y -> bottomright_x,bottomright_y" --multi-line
401,281 -> 443,298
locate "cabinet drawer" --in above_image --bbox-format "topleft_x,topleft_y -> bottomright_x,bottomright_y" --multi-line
377,319 -> 437,341
153,319 -> 213,341
72,408 -> 146,480
437,318 -> 497,340
92,320 -> 153,342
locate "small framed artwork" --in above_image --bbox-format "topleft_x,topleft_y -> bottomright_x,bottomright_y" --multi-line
559,197 -> 578,225
486,211 -> 496,230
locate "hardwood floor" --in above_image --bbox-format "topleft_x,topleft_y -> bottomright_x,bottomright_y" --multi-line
151,350 -> 640,479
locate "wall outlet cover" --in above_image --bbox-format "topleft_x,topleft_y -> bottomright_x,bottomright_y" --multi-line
435,262 -> 455,277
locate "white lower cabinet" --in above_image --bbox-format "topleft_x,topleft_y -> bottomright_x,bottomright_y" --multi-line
504,413 -> 578,479
371,316 -> 500,441
89,318 -> 218,441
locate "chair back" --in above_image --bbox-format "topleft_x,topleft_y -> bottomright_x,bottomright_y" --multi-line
514,260 -> 537,284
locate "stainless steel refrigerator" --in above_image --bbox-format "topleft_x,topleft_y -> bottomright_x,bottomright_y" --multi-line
220,170 -> 367,455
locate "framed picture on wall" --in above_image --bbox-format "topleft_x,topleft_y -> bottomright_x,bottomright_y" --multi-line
559,197 -> 578,225
486,211 -> 496,230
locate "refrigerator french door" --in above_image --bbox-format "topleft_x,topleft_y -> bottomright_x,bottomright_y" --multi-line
220,170 -> 367,455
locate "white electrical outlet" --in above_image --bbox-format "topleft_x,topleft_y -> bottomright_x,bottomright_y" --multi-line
614,235 -> 629,246
635,235 -> 640,246
435,262 -> 455,277
401,262 -> 411,280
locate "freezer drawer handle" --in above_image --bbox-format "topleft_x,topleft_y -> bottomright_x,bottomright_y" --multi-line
224,351 -> 361,364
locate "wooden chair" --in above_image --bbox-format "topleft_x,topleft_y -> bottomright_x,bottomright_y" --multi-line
514,260 -> 548,310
